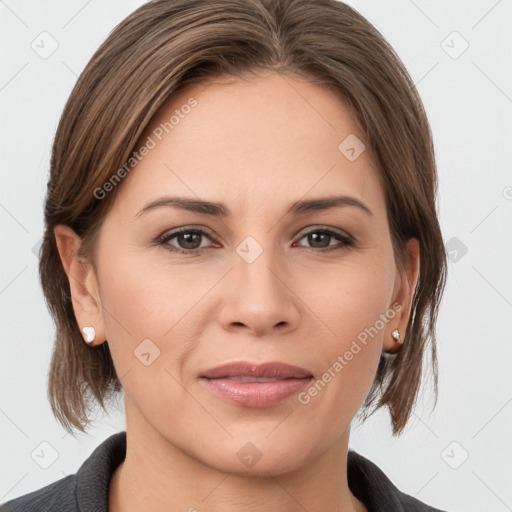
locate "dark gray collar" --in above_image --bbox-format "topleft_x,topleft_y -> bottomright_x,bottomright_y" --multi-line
73,431 -> 444,512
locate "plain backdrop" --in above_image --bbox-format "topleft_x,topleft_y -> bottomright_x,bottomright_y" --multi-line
1,1 -> 511,511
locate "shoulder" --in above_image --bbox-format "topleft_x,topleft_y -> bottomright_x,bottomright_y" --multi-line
0,431 -> 126,512
347,450 -> 449,512
0,475 -> 77,512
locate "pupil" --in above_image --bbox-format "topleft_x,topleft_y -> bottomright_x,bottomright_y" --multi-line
180,232 -> 200,249
310,232 -> 329,248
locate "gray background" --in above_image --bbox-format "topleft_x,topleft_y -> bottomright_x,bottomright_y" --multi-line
1,1 -> 511,510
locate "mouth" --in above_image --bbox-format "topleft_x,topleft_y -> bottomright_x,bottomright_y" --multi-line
222,376 -> 298,382
199,361 -> 313,408
199,361 -> 313,379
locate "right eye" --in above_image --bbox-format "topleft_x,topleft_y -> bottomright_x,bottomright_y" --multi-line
157,228 -> 218,254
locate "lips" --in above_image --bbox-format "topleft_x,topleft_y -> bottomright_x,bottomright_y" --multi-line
199,361 -> 313,380
199,361 -> 313,408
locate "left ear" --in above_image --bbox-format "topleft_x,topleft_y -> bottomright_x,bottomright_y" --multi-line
383,238 -> 420,353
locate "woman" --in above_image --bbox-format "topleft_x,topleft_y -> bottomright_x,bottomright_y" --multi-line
1,0 -> 449,510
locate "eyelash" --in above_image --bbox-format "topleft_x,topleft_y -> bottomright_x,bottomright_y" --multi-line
156,226 -> 354,255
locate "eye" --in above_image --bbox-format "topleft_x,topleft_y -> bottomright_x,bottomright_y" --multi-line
156,226 -> 354,254
293,227 -> 354,252
157,228 -> 217,254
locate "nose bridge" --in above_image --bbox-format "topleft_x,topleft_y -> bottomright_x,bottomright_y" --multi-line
219,231 -> 299,334
233,232 -> 282,297
221,187 -> 293,284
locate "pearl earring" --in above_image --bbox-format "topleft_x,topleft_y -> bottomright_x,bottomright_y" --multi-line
391,329 -> 402,344
82,326 -> 96,345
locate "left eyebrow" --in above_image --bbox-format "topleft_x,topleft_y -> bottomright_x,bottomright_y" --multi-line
135,194 -> 373,219
287,195 -> 373,217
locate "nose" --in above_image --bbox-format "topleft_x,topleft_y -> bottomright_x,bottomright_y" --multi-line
217,244 -> 301,337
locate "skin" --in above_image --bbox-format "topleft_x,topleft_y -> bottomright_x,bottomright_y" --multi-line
55,71 -> 420,512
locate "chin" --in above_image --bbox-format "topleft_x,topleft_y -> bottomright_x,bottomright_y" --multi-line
186,430 -> 319,477
207,450 -> 312,478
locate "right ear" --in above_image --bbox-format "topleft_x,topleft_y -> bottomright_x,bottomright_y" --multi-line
53,224 -> 107,346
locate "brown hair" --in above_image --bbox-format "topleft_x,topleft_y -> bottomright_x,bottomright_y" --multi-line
40,0 -> 447,435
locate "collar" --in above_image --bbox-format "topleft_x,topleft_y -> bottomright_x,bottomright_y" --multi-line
74,431 -> 442,512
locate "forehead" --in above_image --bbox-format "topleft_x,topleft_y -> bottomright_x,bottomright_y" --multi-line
111,71 -> 385,219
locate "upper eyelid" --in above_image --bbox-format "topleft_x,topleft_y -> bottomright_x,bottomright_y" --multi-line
158,226 -> 215,241
295,225 -> 352,238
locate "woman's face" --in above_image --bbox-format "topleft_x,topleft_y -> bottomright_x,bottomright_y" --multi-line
66,71 -> 418,475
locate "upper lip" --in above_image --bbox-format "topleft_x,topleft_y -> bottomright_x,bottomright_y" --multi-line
200,361 -> 313,379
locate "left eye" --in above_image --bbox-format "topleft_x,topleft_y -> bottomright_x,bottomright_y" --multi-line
157,227 -> 353,253
295,229 -> 353,251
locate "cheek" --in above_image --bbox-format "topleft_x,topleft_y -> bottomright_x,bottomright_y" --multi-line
307,252 -> 395,348
97,236 -> 201,333
294,252 -> 395,417
95,245 -> 222,392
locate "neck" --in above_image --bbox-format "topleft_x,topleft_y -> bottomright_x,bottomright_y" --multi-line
109,408 -> 366,512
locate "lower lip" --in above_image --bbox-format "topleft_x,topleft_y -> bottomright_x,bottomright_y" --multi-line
199,377 -> 313,408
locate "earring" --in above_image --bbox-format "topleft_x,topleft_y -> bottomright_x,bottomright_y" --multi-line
82,326 -> 96,345
391,329 -> 402,344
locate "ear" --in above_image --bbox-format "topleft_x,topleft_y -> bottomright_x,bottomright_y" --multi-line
54,224 -> 107,346
383,238 -> 420,354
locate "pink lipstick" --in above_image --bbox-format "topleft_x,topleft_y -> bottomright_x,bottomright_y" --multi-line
199,361 -> 313,408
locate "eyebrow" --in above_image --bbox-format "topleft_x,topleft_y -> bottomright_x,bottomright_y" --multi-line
135,194 -> 373,219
